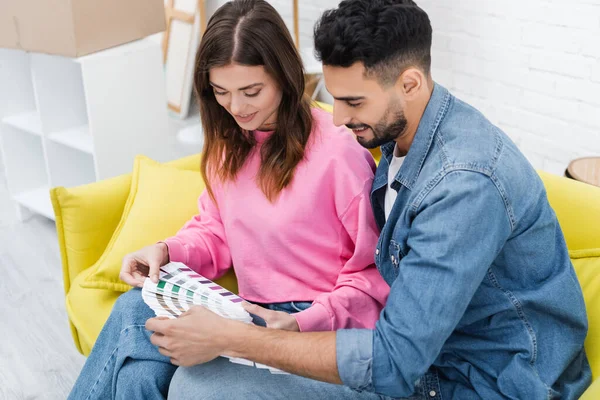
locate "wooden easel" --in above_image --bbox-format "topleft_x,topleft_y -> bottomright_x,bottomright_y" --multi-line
293,0 -> 300,48
163,0 -> 299,64
162,0 -> 207,114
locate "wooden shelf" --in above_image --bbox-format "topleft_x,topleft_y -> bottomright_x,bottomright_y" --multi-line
2,111 -> 43,136
48,125 -> 93,154
13,187 -> 54,220
1,39 -> 172,221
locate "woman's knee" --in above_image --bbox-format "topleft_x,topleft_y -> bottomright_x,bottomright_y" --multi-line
115,358 -> 175,399
111,288 -> 153,323
114,288 -> 142,308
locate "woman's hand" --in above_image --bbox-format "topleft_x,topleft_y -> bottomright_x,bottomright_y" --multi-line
119,243 -> 170,287
242,303 -> 300,331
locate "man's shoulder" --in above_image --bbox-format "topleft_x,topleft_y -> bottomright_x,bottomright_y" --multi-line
420,95 -> 545,218
433,97 -> 510,175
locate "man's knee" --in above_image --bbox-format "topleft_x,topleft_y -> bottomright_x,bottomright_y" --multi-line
167,359 -> 356,400
168,358 -> 266,399
168,365 -> 223,399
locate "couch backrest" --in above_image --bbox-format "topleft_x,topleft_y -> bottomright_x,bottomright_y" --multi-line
540,171 -> 600,379
539,171 -> 600,251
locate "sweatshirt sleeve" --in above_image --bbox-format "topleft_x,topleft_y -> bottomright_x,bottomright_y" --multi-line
163,189 -> 232,281
294,140 -> 390,332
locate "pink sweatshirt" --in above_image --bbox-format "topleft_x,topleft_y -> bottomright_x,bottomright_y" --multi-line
164,108 -> 390,332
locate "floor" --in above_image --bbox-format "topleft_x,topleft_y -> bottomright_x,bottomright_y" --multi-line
0,117 -> 201,399
0,108 -> 205,399
0,169 -> 86,399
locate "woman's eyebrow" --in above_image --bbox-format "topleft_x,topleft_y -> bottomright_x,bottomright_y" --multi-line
209,82 -> 264,91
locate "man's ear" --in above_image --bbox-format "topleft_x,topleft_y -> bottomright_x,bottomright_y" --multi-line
395,67 -> 425,99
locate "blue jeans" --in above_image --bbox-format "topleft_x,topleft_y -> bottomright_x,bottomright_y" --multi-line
68,288 -> 175,400
69,289 -> 425,399
168,357 -> 427,400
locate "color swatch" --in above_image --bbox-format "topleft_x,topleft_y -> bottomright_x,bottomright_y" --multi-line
141,262 -> 288,375
142,262 -> 251,322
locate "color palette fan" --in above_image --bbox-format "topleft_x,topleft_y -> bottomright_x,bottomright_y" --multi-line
142,262 -> 251,322
141,262 -> 288,374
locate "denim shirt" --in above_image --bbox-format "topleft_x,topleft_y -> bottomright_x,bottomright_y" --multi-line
336,84 -> 591,399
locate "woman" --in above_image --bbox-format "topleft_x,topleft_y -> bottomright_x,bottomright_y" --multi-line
68,1 -> 389,398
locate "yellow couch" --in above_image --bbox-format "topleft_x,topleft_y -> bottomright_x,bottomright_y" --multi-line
51,151 -> 600,397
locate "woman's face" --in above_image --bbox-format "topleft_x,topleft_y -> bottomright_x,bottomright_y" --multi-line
209,63 -> 283,131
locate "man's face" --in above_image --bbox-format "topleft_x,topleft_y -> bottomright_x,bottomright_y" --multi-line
323,62 -> 407,149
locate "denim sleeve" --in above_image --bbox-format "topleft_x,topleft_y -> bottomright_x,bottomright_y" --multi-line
336,329 -> 374,390
367,171 -> 512,398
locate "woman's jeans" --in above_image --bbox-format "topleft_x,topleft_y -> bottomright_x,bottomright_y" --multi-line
68,288 -> 311,400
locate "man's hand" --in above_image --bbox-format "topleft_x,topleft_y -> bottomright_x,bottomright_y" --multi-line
242,303 -> 300,331
146,306 -> 239,367
146,304 -> 341,384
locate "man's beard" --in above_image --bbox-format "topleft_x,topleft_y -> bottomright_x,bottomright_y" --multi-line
347,106 -> 407,149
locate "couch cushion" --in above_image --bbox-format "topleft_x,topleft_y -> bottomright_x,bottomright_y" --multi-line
80,155 -> 205,292
571,248 -> 600,379
51,174 -> 132,295
580,375 -> 600,399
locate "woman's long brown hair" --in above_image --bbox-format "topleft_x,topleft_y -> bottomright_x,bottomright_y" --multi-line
194,0 -> 313,202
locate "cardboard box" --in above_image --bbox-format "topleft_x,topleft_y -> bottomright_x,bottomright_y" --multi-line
0,0 -> 166,57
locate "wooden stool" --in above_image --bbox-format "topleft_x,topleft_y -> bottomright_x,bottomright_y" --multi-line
566,157 -> 600,187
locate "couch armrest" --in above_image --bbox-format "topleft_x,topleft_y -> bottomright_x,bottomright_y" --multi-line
51,153 -> 202,295
580,378 -> 600,400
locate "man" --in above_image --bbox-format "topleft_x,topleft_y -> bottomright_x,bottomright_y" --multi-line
149,1 -> 591,398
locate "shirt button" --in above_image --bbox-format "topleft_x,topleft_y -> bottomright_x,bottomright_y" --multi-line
375,249 -> 380,255
429,390 -> 437,397
391,256 -> 395,263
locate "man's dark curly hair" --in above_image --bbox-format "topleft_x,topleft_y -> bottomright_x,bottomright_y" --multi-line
314,0 -> 432,86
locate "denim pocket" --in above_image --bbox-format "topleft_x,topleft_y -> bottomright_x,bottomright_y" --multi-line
375,235 -> 384,272
265,301 -> 312,314
389,240 -> 403,270
290,301 -> 313,312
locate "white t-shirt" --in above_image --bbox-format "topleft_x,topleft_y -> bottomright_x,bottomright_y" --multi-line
384,145 -> 405,220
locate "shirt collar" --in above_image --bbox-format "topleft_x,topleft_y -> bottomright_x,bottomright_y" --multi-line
380,83 -> 451,190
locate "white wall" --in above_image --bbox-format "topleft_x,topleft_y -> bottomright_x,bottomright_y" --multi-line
206,0 -> 337,48
210,0 -> 600,175
419,0 -> 600,175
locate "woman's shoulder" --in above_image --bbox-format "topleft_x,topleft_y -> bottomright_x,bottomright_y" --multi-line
307,107 -> 376,175
310,106 -> 340,136
310,107 -> 372,158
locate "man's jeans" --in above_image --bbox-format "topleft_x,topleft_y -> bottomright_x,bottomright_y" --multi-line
169,357 -> 435,400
